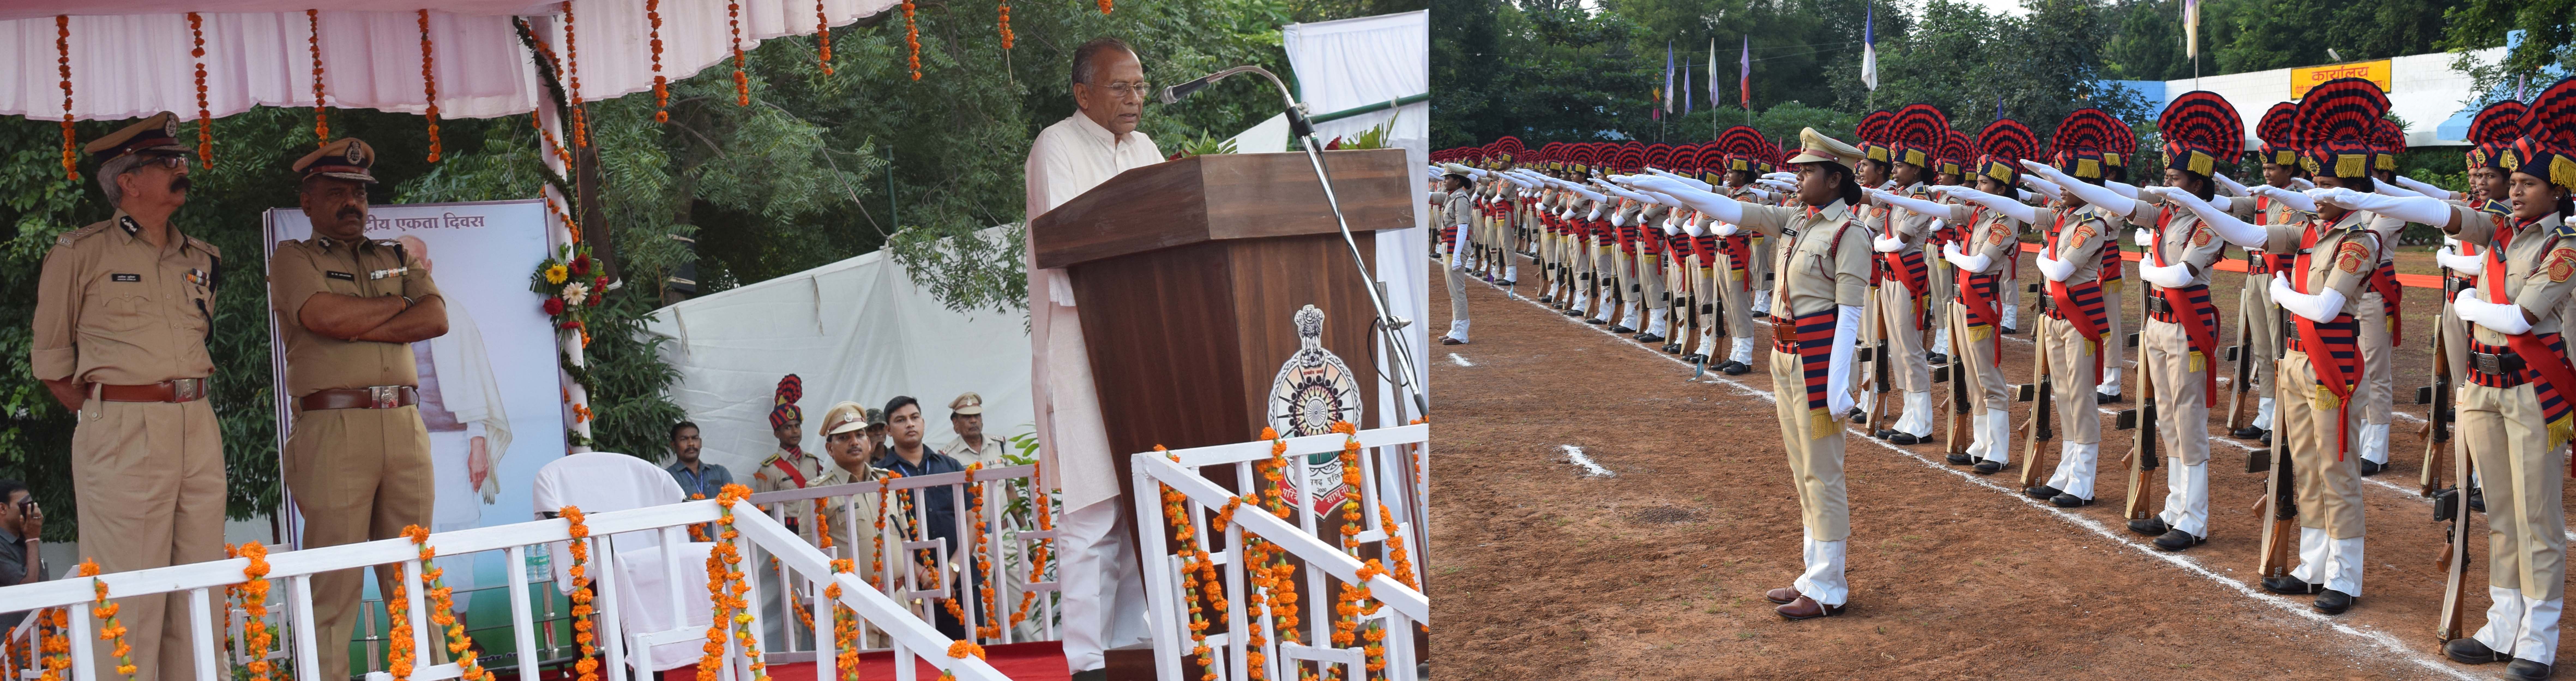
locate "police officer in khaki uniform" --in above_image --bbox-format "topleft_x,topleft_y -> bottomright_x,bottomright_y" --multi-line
31,112 -> 225,681
269,137 -> 450,681
1437,172 -> 1475,344
940,392 -> 1010,467
2232,105 -> 2306,442
751,374 -> 825,650
2013,153 -> 2119,509
1633,129 -> 1874,621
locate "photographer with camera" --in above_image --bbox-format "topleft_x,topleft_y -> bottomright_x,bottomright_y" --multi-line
0,479 -> 50,630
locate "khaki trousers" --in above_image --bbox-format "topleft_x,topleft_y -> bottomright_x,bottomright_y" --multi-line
284,405 -> 440,681
2460,382 -> 2568,600
1770,350 -> 1850,542
1928,258 -> 1954,336
2276,352 -> 2366,538
1873,276 -> 1932,393
2045,316 -> 2103,445
1443,246 -> 1470,326
1712,255 -> 1755,339
2240,277 -> 2281,396
71,399 -> 226,681
2439,301 -> 2470,380
2142,318 -> 2214,466
1949,304 -> 2009,414
2100,280 -> 2126,387
2356,292 -> 2394,426
1633,243 -> 1665,310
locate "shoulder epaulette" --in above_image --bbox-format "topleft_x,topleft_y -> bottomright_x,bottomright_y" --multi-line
52,222 -> 111,247
187,236 -> 221,259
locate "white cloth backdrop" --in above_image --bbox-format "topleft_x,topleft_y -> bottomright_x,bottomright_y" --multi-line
640,228 -> 1033,475
1281,10 -> 1429,428
0,0 -> 897,121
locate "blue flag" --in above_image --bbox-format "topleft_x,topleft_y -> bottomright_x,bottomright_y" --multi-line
1664,42 -> 1676,114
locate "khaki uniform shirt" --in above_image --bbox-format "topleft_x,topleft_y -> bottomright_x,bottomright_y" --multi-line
1730,199 -> 1874,317
267,236 -> 441,397
809,462 -> 886,570
2449,210 -> 2576,342
751,447 -> 829,541
2263,212 -> 2381,303
2132,194 -> 2245,286
2044,206 -> 2114,286
940,437 -> 1011,468
1442,192 -> 1472,231
1879,181 -> 1940,251
31,212 -> 220,385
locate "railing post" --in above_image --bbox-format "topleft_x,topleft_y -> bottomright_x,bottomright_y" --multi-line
592,537 -> 628,681
68,598 -> 94,681
188,588 -> 219,681
1132,461 -> 1184,681
291,574 -> 321,681
504,545 -> 540,680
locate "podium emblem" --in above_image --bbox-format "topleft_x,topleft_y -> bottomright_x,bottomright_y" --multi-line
1268,305 -> 1363,514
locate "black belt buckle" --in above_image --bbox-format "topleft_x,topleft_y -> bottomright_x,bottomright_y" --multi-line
2146,296 -> 2171,316
2473,351 -> 2520,376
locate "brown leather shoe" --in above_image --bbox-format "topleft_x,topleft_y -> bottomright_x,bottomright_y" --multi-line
1765,587 -> 1799,605
1775,595 -> 1844,620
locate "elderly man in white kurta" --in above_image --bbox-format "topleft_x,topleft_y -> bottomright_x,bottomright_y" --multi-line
1023,36 -> 1165,676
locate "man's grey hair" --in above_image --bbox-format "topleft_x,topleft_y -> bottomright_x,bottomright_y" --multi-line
1070,37 -> 1136,89
96,154 -> 144,206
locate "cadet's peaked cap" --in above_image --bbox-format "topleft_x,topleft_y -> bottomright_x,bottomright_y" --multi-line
85,112 -> 189,165
292,138 -> 379,184
821,401 -> 869,436
1787,128 -> 1865,168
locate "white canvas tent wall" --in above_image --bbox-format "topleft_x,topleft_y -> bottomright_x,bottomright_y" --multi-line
640,227 -> 1034,475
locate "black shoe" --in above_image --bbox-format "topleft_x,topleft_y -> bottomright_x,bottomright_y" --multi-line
2025,485 -> 2061,500
2127,518 -> 2168,537
1563,309 -> 1584,316
2232,425 -> 2266,440
1887,432 -> 1922,445
1501,280 -> 1517,286
1636,333 -> 1664,343
2313,589 -> 2354,615
2051,493 -> 2093,508
1946,453 -> 1975,465
1440,336 -> 1467,345
1750,311 -> 1769,319
2446,637 -> 2510,665
1662,343 -> 1683,354
2001,325 -> 2019,335
1927,353 -> 1949,365
1609,325 -> 1636,333
1873,428 -> 1901,439
1719,361 -> 1751,375
2506,658 -> 2555,681
2153,529 -> 2207,551
1974,460 -> 2005,475
2359,459 -> 2385,476
1682,353 -> 1707,363
2472,489 -> 2487,513
2262,575 -> 2322,595
1585,317 -> 1609,325
2096,392 -> 2122,404
1848,407 -> 1867,422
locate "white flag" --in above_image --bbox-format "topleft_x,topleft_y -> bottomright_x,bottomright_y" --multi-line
1859,3 -> 1879,91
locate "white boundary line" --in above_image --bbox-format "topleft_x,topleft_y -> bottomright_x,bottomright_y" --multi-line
1450,353 -> 1477,367
1559,445 -> 1615,477
1457,263 -> 2481,679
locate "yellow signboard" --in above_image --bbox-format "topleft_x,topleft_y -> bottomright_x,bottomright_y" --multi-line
2291,60 -> 2393,98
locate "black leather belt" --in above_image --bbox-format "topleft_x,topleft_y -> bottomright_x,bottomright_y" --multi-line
2472,351 -> 2523,377
2145,296 -> 2172,316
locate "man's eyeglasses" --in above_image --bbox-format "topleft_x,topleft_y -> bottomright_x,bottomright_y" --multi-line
1088,81 -> 1154,100
124,153 -> 187,172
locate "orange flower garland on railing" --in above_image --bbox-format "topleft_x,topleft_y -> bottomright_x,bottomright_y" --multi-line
561,1 -> 586,148
76,560 -> 137,676
827,557 -> 858,680
815,0 -> 834,75
1009,460 -> 1051,629
190,12 -> 212,168
1377,504 -> 1416,590
902,1 -> 919,80
727,0 -> 749,105
689,493 -> 711,541
872,472 -> 904,585
562,507 -> 601,681
404,525 -> 492,681
997,1 -> 1012,50
1326,423 -> 1368,679
697,485 -> 769,681
308,9 -> 328,142
1155,446 -> 1228,681
935,641 -> 987,681
647,0 -> 668,122
1253,429 -> 1305,653
240,542 -> 275,681
55,15 -> 76,183
385,566 -> 415,678
969,464 -> 1000,640
37,608 -> 68,681
418,10 -> 442,162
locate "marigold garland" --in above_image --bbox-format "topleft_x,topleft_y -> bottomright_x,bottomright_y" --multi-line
696,485 -> 769,680
189,13 -> 212,168
903,1 -> 920,80
1377,504 -> 1416,591
969,464 -> 1000,640
75,560 -> 136,676
1098,0 -> 1112,14
386,568 -> 414,679
647,0 -> 668,122
1155,446 -> 1228,681
561,1 -> 586,148
1009,460 -> 1052,629
827,557 -> 859,680
239,542 -> 275,681
55,15 -> 76,183
873,471 -> 904,587
728,0 -> 749,106
404,525 -> 492,680
308,10 -> 328,143
37,608 -> 68,681
936,641 -> 987,681
997,1 -> 1012,50
562,507 -> 601,681
815,0 -> 834,75
418,10 -> 443,162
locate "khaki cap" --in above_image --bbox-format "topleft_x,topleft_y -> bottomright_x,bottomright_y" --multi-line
1784,128 -> 1865,168
85,112 -> 189,165
820,401 -> 869,436
949,392 -> 985,416
291,138 -> 378,184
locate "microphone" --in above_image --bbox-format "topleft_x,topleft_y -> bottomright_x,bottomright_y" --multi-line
1157,76 -> 1215,105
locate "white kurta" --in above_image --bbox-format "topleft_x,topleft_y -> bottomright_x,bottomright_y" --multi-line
1024,110 -> 1164,674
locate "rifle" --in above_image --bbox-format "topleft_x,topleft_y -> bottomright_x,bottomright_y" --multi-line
2432,399 -> 2476,644
2418,271 -> 2459,498
2221,255 -> 2257,432
2252,312 -> 2298,581
2117,280 -> 2161,523
1865,297 -> 1894,431
1942,300 -> 1972,456
2019,282 -> 2056,488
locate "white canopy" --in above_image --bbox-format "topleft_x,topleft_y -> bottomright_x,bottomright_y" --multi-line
0,0 -> 897,122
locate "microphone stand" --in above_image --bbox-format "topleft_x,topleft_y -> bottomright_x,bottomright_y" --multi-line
1165,66 -> 1431,422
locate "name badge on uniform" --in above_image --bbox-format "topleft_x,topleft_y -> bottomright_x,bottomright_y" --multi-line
1780,228 -> 1800,238
326,271 -> 356,281
111,273 -> 141,282
369,266 -> 408,280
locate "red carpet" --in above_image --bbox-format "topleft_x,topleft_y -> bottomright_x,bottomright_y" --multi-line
663,641 -> 1070,681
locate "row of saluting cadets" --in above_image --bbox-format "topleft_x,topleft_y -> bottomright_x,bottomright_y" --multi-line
1425,76 -> 2576,680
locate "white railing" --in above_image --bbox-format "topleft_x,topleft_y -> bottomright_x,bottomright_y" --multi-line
1133,424 -> 1430,681
0,498 -> 1011,681
744,462 -> 1060,658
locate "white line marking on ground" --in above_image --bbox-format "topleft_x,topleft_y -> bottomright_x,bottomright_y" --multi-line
1560,445 -> 1615,477
1464,268 -> 2480,679
1450,353 -> 1476,367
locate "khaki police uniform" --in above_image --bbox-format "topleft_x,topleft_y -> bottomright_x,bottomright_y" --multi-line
269,138 -> 449,681
30,116 -> 227,681
1906,200 -> 2033,465
1735,191 -> 1873,607
2353,211 -> 2408,464
2037,206 -> 2114,501
2448,208 -> 2576,604
2240,192 -> 2304,432
2263,213 -> 2378,541
1631,201 -> 1670,333
2131,193 -> 2246,537
1442,189 -> 1474,339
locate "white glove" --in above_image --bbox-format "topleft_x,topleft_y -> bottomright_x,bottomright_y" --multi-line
1627,176 -> 1747,225
2394,175 -> 2458,201
2213,173 -> 2250,198
2289,177 -> 2316,190
2132,227 -> 2155,247
1714,222 -> 1740,237
1943,241 -> 1993,273
2021,174 -> 2063,200
1662,216 -> 1682,235
2030,160 -> 2143,218
1763,171 -> 1795,182
2455,288 -> 2533,335
1872,189 -> 1960,221
2372,181 -> 2425,198
1757,178 -> 1797,192
2104,179 -> 2142,200
2308,187 -> 2452,226
1943,185 -> 2039,225
1586,205 -> 1605,221
1609,210 -> 1629,227
1871,234 -> 1906,253
2270,273 -> 2347,323
2159,187 -> 2267,248
2138,261 -> 2193,288
2250,184 -> 2317,213
1825,305 -> 1864,417
1683,214 -> 1709,237
2035,250 -> 2076,282
1645,168 -> 1714,192
2436,238 -> 2484,275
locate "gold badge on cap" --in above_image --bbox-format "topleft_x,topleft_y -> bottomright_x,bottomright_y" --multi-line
163,117 -> 180,138
345,143 -> 366,165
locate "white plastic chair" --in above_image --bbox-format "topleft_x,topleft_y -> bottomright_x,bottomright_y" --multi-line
530,452 -> 717,674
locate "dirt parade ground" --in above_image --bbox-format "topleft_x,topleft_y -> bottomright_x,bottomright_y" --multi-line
1427,244 -> 2567,680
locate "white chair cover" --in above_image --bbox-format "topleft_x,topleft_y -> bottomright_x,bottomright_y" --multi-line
529,451 -> 716,672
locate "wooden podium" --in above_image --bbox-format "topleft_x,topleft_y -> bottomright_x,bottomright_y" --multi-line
1030,148 -> 1417,680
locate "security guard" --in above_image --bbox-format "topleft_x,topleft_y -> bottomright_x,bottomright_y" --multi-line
31,112 -> 226,681
269,137 -> 451,681
752,374 -> 825,650
1439,172 -> 1474,344
1633,129 -> 1875,621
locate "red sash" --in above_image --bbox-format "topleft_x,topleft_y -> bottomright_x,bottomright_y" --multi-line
1953,209 -> 2006,365
2371,259 -> 2404,345
2481,226 -> 2576,445
2045,211 -> 2109,378
1878,202 -> 1930,295
768,452 -> 811,488
2290,221 -> 2365,459
2151,206 -> 2222,405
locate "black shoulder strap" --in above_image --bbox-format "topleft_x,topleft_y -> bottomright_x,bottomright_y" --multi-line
207,253 -> 222,292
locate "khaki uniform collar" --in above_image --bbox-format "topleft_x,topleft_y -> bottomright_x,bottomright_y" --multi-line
110,209 -> 189,255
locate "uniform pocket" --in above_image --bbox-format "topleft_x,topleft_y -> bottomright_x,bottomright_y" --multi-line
93,291 -> 153,333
